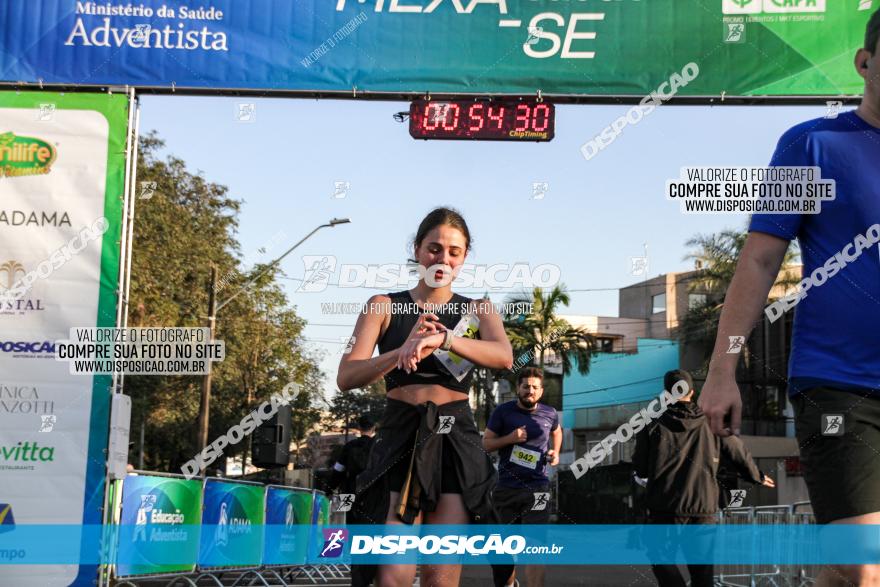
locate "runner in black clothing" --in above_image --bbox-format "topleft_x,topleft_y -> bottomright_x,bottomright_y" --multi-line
328,415 -> 376,524
337,207 -> 514,587
699,10 -> 880,586
633,370 -> 774,587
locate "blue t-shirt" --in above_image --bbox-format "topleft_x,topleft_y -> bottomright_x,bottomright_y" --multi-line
486,400 -> 559,489
749,110 -> 880,395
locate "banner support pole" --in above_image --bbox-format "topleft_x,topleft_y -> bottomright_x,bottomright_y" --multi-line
100,86 -> 138,587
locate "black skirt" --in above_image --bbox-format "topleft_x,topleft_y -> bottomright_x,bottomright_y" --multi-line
349,397 -> 513,587
386,433 -> 463,494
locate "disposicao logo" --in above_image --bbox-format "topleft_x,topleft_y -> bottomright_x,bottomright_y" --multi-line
0,341 -> 56,355
0,504 -> 15,533
320,528 -> 348,558
0,133 -> 56,178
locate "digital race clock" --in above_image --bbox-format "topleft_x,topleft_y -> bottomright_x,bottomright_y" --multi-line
409,99 -> 555,142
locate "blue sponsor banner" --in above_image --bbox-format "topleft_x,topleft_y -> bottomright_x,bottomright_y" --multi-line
0,0 -> 870,97
2,525 -> 880,565
305,492 -> 332,564
262,486 -> 311,566
115,474 -> 202,576
198,479 -> 265,568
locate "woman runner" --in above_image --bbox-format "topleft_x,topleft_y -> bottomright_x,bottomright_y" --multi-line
337,207 -> 514,587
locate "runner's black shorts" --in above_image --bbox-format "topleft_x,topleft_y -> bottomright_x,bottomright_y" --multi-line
387,434 -> 462,494
792,386 -> 880,524
493,484 -> 551,524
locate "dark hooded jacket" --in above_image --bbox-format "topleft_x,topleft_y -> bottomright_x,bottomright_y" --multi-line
632,401 -> 765,516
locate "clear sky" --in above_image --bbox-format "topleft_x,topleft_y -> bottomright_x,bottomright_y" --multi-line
138,96 -> 830,399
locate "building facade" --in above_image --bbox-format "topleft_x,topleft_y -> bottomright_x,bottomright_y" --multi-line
557,269 -> 806,510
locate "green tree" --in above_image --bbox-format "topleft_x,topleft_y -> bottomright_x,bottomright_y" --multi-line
503,286 -> 594,375
125,132 -> 323,473
479,286 -> 595,412
678,226 -> 800,368
328,381 -> 386,441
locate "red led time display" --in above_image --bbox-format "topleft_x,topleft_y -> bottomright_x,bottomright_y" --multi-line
409,99 -> 555,142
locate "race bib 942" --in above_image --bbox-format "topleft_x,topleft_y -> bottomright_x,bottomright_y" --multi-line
509,445 -> 541,470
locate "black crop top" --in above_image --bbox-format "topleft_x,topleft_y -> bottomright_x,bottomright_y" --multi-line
377,290 -> 481,394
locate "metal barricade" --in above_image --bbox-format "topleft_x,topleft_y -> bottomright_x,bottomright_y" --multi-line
751,505 -> 794,586
716,506 -> 757,586
790,502 -> 818,586
715,502 -> 817,587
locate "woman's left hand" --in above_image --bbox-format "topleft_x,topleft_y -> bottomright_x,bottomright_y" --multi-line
397,328 -> 447,373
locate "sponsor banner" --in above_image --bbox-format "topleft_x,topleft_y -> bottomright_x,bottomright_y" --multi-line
198,479 -> 265,568
315,492 -> 331,527
115,474 -> 202,577
262,486 -> 312,566
306,492 -> 334,564
3,525 -> 880,565
0,91 -> 128,587
0,0 -> 871,97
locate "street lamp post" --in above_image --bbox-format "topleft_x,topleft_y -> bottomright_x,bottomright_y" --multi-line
195,217 -> 351,476
196,265 -> 218,467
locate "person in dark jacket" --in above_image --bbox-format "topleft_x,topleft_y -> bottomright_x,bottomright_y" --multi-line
632,369 -> 775,587
328,415 -> 376,524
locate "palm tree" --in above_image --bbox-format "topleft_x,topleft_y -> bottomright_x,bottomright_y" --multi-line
469,286 -> 594,422
503,285 -> 594,376
679,226 -> 800,367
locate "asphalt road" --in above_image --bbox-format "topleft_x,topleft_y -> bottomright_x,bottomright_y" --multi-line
459,564 -> 659,586
133,565 -> 662,586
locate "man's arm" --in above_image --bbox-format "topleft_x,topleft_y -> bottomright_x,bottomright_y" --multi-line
484,404 -> 525,453
720,435 -> 775,487
327,444 -> 350,493
547,426 -> 562,466
631,426 -> 651,479
483,427 -> 526,453
699,232 -> 790,436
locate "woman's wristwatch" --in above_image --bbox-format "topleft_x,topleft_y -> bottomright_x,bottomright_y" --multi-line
440,329 -> 454,351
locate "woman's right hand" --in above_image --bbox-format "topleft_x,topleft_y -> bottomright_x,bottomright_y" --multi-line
395,313 -> 446,372
409,312 -> 442,337
396,330 -> 445,373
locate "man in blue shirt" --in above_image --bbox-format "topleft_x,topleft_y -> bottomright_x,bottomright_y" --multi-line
484,367 -> 561,587
700,9 -> 880,586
